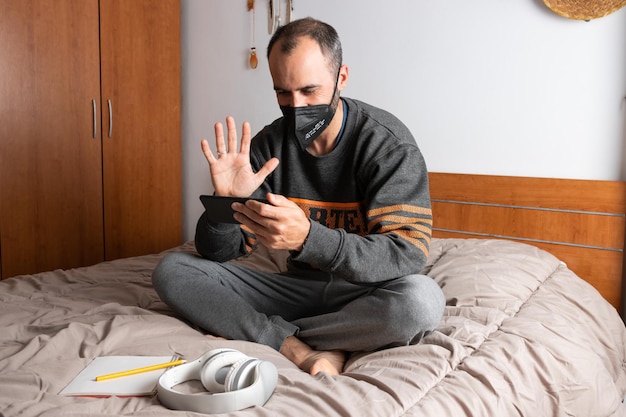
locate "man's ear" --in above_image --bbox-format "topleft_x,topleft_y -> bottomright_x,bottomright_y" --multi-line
337,64 -> 349,92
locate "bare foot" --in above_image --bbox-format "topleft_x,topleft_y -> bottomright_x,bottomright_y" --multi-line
301,351 -> 346,376
280,336 -> 346,376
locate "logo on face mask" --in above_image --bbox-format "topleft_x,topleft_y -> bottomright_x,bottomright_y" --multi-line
305,119 -> 326,140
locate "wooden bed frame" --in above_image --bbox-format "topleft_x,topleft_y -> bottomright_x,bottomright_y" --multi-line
429,172 -> 626,314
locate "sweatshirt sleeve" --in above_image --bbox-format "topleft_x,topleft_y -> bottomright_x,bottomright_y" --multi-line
290,143 -> 432,284
194,212 -> 246,262
195,210 -> 265,262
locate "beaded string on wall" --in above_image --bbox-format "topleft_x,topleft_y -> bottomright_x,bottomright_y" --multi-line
247,0 -> 258,68
248,0 -> 293,69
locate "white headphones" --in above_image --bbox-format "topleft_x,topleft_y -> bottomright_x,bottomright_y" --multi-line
157,348 -> 278,414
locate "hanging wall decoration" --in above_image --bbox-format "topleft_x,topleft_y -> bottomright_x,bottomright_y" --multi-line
268,0 -> 293,35
287,0 -> 293,25
542,0 -> 626,20
248,0 -> 258,69
268,0 -> 276,34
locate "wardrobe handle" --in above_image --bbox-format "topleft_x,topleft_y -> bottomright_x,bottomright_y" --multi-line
92,99 -> 97,138
107,99 -> 113,138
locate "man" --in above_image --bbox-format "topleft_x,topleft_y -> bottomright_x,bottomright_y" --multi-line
152,17 -> 445,376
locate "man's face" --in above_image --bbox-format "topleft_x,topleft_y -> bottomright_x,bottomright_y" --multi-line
268,36 -> 337,109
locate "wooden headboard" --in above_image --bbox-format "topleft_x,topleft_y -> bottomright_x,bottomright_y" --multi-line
428,172 -> 626,314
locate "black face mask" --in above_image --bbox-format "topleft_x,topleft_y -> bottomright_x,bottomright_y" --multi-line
280,71 -> 340,150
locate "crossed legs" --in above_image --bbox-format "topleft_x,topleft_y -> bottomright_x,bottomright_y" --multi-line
152,251 -> 445,375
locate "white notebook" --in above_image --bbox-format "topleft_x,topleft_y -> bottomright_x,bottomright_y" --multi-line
60,356 -> 175,397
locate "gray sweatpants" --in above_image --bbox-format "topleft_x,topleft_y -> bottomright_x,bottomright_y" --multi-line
152,250 -> 445,352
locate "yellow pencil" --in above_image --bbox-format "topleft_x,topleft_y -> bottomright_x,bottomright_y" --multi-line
95,359 -> 186,381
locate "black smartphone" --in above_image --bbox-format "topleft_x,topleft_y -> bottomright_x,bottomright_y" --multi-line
199,195 -> 269,223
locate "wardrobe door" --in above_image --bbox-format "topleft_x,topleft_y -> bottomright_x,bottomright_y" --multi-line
99,0 -> 182,260
0,0 -> 104,278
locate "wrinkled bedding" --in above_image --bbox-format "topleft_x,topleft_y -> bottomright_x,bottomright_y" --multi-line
1,238 -> 625,417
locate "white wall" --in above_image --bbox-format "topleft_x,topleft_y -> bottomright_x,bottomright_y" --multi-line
180,0 -> 626,240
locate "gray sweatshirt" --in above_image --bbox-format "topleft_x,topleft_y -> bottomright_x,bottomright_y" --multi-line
195,97 -> 432,284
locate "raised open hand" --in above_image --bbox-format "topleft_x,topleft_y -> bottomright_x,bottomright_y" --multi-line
202,116 -> 279,197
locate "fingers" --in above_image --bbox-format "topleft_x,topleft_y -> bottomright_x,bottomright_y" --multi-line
213,116 -> 237,156
205,117 -> 238,165
256,158 -> 280,180
233,199 -> 274,224
225,116 -> 238,155
239,121 -> 252,154
232,196 -> 310,251
265,192 -> 295,207
212,117 -> 252,157
201,139 -> 216,163
213,121 -> 226,155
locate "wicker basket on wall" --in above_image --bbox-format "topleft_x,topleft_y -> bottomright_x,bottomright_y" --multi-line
543,0 -> 626,20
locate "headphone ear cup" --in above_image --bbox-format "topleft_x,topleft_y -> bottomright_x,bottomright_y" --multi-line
225,358 -> 261,391
200,350 -> 248,393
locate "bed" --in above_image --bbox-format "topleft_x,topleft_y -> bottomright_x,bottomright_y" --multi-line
1,173 -> 626,417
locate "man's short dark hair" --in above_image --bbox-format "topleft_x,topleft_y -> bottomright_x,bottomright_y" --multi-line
267,17 -> 343,74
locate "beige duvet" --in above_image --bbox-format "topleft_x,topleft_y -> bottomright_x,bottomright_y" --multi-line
1,238 -> 625,416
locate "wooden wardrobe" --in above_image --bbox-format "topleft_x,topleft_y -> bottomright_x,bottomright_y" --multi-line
0,0 -> 182,279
